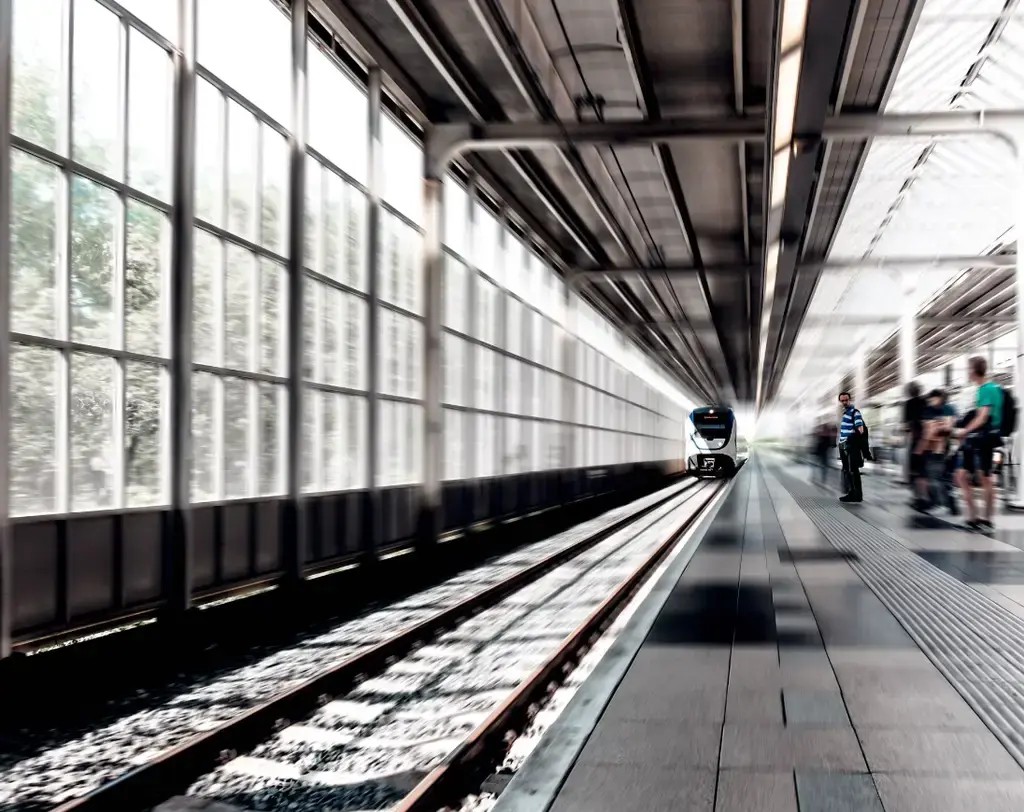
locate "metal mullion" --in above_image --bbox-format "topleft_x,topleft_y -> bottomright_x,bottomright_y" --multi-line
310,281 -> 324,492
304,380 -> 369,398
0,0 -> 11,657
112,17 -> 129,509
464,176 -> 477,480
380,199 -> 425,236
195,65 -> 289,141
305,143 -> 367,196
191,362 -> 286,386
249,118 -> 264,500
304,265 -> 367,300
9,333 -> 169,365
495,208 -> 507,478
193,218 -> 288,265
9,136 -> 173,213
96,0 -> 177,53
56,0 -> 75,514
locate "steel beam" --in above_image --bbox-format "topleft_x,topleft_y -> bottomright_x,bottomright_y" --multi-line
0,0 -> 12,659
167,0 -> 198,614
566,253 -> 1017,285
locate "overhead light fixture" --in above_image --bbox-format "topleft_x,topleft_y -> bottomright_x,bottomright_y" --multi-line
758,0 -> 810,410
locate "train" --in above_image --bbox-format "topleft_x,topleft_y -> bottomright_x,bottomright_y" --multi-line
686,405 -> 739,478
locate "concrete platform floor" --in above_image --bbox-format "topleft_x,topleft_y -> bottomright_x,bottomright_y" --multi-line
525,457 -> 1024,812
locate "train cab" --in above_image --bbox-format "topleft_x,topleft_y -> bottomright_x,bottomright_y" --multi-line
686,406 -> 738,478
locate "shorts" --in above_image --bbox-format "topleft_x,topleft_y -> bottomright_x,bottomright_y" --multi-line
960,436 -> 995,476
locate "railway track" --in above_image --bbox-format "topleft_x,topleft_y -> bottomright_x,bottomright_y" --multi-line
0,478 -> 702,812
148,479 -> 721,812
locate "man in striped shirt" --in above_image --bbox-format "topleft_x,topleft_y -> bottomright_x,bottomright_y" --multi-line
838,392 -> 866,503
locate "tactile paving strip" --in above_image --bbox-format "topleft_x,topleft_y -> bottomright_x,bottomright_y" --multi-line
770,469 -> 1024,767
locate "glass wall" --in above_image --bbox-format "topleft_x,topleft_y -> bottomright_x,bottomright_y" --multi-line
4,0 -> 691,521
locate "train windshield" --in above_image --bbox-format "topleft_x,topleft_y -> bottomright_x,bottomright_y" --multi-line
690,409 -> 734,451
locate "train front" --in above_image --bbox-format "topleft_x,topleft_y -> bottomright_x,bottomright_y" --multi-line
686,406 -> 737,478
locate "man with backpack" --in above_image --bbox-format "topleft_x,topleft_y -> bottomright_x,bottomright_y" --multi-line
837,391 -> 871,503
953,356 -> 1017,531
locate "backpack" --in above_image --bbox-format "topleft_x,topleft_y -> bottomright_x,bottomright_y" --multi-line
857,412 -> 873,462
1001,388 -> 1018,438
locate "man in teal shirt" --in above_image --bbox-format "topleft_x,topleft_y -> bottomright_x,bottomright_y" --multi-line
954,356 -> 1003,530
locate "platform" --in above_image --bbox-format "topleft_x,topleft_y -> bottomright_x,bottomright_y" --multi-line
494,455 -> 1024,812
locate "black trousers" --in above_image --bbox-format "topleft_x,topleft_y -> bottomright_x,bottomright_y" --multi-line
840,442 -> 862,498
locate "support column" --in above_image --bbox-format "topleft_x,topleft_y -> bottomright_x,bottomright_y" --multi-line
417,172 -> 444,547
284,0 -> 308,579
363,66 -> 382,560
0,0 -> 13,659
1010,133 -> 1024,509
167,0 -> 197,613
464,175 -> 477,486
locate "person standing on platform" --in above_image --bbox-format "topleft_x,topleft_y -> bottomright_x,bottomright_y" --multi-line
902,382 -> 925,490
838,392 -> 866,503
954,356 -> 1002,531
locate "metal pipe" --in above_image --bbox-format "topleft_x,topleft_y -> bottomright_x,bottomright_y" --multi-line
167,0 -> 198,613
566,253 -> 1017,286
0,0 -> 12,659
284,0 -> 308,579
363,66 -> 382,559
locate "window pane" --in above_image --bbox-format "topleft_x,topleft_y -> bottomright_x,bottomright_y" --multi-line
302,387 -> 319,492
10,150 -> 59,338
382,116 -> 422,224
304,157 -> 322,272
343,188 -> 367,291
321,169 -> 344,282
258,383 -> 282,495
323,391 -> 341,491
128,30 -> 172,199
197,0 -> 290,127
71,176 -> 118,347
71,353 -> 116,510
320,285 -> 340,386
259,259 -> 285,376
195,79 -> 224,226
10,344 -> 58,515
444,255 -> 467,334
191,372 -> 217,501
444,177 -> 468,258
73,0 -> 122,178
308,44 -> 367,183
12,0 -> 64,152
226,102 -> 258,240
343,295 -> 365,390
223,376 -> 249,498
125,361 -> 164,506
261,125 -> 288,253
345,396 -> 366,490
126,200 -> 167,356
224,244 -> 252,370
193,228 -> 220,366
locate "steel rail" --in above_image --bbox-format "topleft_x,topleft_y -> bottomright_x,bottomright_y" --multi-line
48,478 -> 702,812
395,478 -> 728,812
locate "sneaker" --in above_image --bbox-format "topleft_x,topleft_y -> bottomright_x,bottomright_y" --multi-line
965,519 -> 982,531
978,519 -> 995,532
840,493 -> 863,503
